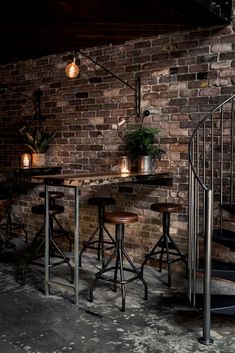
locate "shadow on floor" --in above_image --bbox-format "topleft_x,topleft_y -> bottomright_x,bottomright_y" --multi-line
0,238 -> 235,353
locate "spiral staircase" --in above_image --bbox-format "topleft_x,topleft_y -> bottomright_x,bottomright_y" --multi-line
188,94 -> 235,345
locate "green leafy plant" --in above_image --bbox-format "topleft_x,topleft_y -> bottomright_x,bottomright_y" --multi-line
123,127 -> 165,160
19,126 -> 56,153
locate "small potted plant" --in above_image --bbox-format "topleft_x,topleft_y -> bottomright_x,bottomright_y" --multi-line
19,125 -> 56,167
123,127 -> 165,172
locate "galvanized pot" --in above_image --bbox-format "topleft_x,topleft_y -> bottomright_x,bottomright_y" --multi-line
138,156 -> 154,173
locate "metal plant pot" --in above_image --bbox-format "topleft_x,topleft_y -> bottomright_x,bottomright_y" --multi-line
138,156 -> 153,173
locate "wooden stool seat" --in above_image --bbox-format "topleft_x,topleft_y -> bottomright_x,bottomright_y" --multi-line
79,197 -> 116,267
90,211 -> 148,311
151,203 -> 182,214
88,197 -> 116,206
105,212 -> 138,224
32,204 -> 64,216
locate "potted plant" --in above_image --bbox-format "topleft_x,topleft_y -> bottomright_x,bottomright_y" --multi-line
19,125 -> 56,167
123,127 -> 165,172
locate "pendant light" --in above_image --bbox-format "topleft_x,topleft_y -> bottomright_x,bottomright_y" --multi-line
65,57 -> 79,79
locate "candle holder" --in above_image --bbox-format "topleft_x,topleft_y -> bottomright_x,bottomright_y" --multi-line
118,156 -> 131,174
21,153 -> 31,168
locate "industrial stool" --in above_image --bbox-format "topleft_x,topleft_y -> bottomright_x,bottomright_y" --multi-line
38,191 -> 72,251
141,203 -> 187,287
79,197 -> 116,267
22,199 -> 73,285
0,199 -> 16,251
0,191 -> 28,243
90,212 -> 148,312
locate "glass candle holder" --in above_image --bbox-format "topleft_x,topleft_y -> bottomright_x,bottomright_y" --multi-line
21,153 -> 31,168
118,156 -> 131,174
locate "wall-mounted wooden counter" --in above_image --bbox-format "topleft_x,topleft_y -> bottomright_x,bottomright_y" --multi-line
31,171 -> 172,187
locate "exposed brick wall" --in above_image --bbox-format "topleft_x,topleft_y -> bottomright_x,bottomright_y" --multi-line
1,4 -> 235,266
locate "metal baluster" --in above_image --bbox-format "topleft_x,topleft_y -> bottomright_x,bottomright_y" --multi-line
211,114 -> 214,193
203,122 -> 206,234
197,129 -> 200,236
191,139 -> 196,305
231,98 -> 234,205
74,186 -> 80,305
199,189 -> 213,346
188,164 -> 193,302
44,183 -> 50,297
220,106 -> 224,230
193,174 -> 197,306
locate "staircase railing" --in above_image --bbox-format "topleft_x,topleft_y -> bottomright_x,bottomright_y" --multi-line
188,94 -> 235,345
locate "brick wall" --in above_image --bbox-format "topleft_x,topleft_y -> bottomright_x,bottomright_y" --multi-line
1,3 -> 235,265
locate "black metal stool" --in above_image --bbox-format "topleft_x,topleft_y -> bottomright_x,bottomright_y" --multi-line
141,203 -> 187,287
38,191 -> 72,251
0,190 -> 28,243
0,199 -> 17,251
90,211 -> 148,312
79,197 -> 116,267
22,200 -> 73,285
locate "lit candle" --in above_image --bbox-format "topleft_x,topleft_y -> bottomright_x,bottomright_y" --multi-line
118,156 -> 131,174
21,153 -> 31,168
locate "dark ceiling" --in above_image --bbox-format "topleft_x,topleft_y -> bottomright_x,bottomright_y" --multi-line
0,0 -> 231,65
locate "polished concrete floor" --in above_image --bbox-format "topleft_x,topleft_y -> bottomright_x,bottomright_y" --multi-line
0,242 -> 235,353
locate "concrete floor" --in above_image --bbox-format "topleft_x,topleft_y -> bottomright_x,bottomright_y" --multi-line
0,241 -> 235,353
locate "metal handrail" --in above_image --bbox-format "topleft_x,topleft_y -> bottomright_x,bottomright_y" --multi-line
189,94 -> 235,190
188,94 -> 235,345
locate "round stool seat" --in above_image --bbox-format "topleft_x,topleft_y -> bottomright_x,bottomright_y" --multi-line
32,204 -> 64,216
105,212 -> 138,224
151,203 -> 182,213
88,197 -> 116,207
39,191 -> 64,199
0,199 -> 11,208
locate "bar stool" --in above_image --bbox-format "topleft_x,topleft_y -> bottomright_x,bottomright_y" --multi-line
38,191 -> 72,251
90,211 -> 148,312
141,203 -> 187,287
0,199 -> 16,251
22,194 -> 73,285
0,189 -> 28,243
79,197 -> 116,267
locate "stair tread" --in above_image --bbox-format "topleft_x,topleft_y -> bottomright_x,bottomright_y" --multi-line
221,204 -> 235,215
213,229 -> 235,250
199,258 -> 235,271
196,294 -> 235,314
198,258 -> 235,281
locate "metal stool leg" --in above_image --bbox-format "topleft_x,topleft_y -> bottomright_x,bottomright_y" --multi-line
80,204 -> 115,267
53,216 -> 72,252
163,212 -> 171,287
89,248 -> 117,302
90,223 -> 148,311
141,210 -> 186,287
0,226 -> 16,250
22,215 -> 74,285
